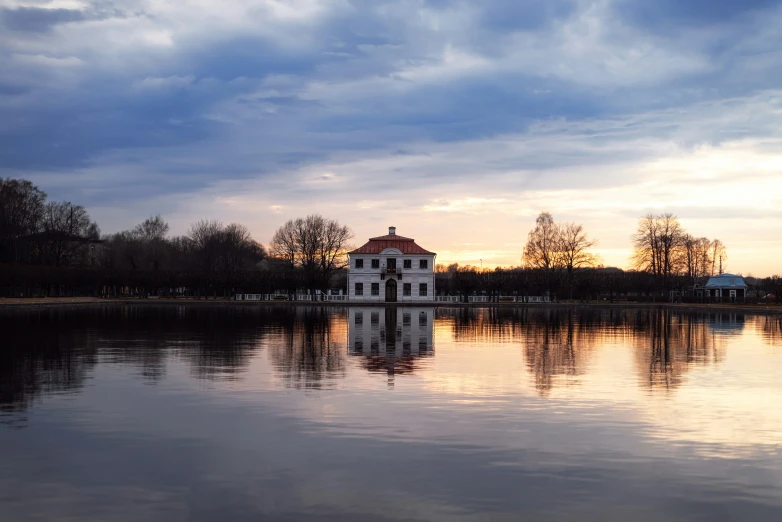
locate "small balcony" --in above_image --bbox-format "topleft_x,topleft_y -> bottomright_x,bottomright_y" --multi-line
381,267 -> 402,279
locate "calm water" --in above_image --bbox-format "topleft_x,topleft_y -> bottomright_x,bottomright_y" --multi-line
2,305 -> 782,521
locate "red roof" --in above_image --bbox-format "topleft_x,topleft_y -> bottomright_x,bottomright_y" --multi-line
349,233 -> 435,255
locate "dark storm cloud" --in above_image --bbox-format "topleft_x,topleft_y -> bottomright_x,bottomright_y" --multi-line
0,7 -> 86,32
614,0 -> 779,28
478,0 -> 577,32
0,2 -> 135,33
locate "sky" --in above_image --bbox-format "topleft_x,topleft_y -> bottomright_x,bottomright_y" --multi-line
2,0 -> 782,275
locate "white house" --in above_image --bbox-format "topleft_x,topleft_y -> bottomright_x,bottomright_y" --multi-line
347,227 -> 436,302
704,273 -> 747,302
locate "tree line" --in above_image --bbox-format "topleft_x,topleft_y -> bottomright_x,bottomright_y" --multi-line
1,177 -> 780,302
440,211 -> 779,303
632,213 -> 727,285
1,177 -> 353,298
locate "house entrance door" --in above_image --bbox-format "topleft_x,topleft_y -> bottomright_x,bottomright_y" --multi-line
385,279 -> 397,303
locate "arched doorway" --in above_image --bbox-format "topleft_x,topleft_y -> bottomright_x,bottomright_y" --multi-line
385,279 -> 397,303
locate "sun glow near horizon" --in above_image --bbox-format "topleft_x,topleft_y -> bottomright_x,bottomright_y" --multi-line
119,130 -> 782,276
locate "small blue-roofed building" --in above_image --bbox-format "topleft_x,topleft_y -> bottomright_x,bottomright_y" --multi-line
704,273 -> 747,303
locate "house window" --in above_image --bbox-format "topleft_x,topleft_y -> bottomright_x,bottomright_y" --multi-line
355,258 -> 363,269
419,283 -> 428,296
387,258 -> 396,270
403,259 -> 412,269
403,283 -> 411,296
419,313 -> 427,325
355,282 -> 363,296
371,312 -> 379,325
371,283 -> 380,296
355,312 -> 363,325
419,259 -> 428,269
403,313 -> 411,325
371,259 -> 380,269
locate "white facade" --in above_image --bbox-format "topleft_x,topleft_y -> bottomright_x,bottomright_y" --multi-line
347,227 -> 436,303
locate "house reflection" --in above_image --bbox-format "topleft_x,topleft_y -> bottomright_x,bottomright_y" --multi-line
705,312 -> 746,335
348,307 -> 434,386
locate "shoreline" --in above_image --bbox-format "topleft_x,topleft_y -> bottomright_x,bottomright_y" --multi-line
1,297 -> 781,315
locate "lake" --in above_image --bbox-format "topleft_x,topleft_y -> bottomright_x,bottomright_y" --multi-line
2,305 -> 782,521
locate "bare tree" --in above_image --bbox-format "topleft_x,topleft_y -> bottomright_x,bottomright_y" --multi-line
187,219 -> 224,293
39,201 -> 100,266
0,178 -> 47,262
765,275 -> 782,304
295,215 -> 323,282
135,215 -> 170,271
632,213 -> 683,287
557,222 -> 598,299
133,215 -> 169,241
186,219 -> 264,297
270,214 -> 353,293
557,222 -> 598,274
108,230 -> 144,270
710,239 -> 728,275
522,213 -> 598,299
318,218 -> 353,290
681,235 -> 712,283
218,223 -> 264,285
270,219 -> 297,268
522,212 -> 559,271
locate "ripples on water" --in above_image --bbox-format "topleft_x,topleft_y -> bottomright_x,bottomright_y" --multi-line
2,305 -> 782,521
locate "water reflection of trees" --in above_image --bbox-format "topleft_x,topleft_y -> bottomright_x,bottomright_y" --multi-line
444,308 -> 601,394
523,310 -> 591,395
440,307 -> 735,395
630,310 -> 729,391
758,315 -> 782,347
83,305 -> 270,383
266,307 -> 347,390
0,305 -> 352,416
0,309 -> 99,419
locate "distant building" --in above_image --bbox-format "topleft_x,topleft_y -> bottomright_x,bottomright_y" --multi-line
704,273 -> 747,302
347,227 -> 436,302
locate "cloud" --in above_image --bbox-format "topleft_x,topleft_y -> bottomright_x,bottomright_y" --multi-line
613,0 -> 779,29
11,53 -> 83,66
0,7 -> 86,32
131,75 -> 195,90
2,0 -> 782,273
